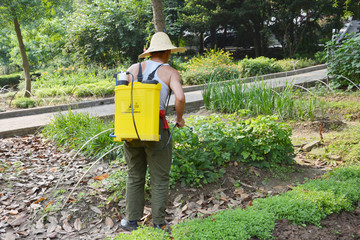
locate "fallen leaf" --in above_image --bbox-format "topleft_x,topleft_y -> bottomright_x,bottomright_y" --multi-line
4,232 -> 16,240
90,206 -> 102,215
16,231 -> 28,237
94,173 -> 109,181
66,196 -> 76,203
36,219 -> 44,229
43,201 -> 54,211
46,232 -> 57,238
47,221 -> 57,233
74,218 -> 82,231
10,214 -> 28,226
0,168 -> 5,172
33,197 -> 46,204
8,210 -> 18,215
105,217 -> 114,228
63,220 -> 72,232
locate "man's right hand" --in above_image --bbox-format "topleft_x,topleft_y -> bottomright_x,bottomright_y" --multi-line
176,117 -> 185,127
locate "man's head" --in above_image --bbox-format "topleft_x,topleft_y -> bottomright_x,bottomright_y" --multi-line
139,32 -> 186,59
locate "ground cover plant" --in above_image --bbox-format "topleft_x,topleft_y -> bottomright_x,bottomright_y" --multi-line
110,164 -> 360,240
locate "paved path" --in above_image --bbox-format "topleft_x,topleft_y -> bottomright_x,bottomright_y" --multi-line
0,65 -> 328,138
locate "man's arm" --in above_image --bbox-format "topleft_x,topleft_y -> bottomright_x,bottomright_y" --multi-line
169,70 -> 185,127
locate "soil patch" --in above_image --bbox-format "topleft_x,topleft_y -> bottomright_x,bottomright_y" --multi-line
272,209 -> 360,240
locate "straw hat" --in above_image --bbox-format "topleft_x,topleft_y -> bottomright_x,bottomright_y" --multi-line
138,32 -> 186,58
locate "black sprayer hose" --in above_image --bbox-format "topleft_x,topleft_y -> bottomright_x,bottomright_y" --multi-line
128,72 -> 177,151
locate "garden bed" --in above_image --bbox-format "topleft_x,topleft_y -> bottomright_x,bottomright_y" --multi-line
1,89 -> 360,239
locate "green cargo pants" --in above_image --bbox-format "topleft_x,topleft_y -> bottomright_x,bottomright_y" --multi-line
123,119 -> 172,225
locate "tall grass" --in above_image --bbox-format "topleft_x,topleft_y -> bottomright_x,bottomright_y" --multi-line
42,111 -> 121,160
202,77 -> 322,120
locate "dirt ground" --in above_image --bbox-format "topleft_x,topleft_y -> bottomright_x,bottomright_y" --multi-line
1,109 -> 360,239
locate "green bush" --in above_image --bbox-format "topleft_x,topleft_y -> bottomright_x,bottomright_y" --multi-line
33,86 -> 74,97
12,97 -> 37,108
326,33 -> 360,89
314,51 -> 327,64
0,74 -> 21,87
275,58 -> 316,71
239,56 -> 282,76
181,49 -> 242,85
181,64 -> 242,85
73,81 -> 114,97
171,113 -> 294,186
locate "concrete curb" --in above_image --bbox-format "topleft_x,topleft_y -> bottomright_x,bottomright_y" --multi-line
0,97 -> 114,119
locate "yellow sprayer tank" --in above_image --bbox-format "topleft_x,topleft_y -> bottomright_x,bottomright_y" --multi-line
113,82 -> 161,142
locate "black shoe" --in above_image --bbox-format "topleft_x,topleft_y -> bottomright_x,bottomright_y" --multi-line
120,219 -> 138,231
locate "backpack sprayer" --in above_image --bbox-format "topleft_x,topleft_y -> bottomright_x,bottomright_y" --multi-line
110,63 -> 176,151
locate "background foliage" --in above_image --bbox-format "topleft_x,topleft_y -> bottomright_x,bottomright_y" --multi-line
326,32 -> 360,89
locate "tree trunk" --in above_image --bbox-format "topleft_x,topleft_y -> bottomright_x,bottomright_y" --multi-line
199,32 -> 204,54
13,18 -> 31,97
151,0 -> 166,32
253,30 -> 262,57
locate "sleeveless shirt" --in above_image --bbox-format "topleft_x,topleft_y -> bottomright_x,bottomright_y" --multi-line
141,60 -> 170,110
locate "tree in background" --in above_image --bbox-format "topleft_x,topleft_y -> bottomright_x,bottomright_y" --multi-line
151,0 -> 166,32
0,29 -> 12,73
268,0 -> 342,58
182,0 -> 231,52
0,0 -> 66,97
231,0 -> 271,57
333,0 -> 360,18
65,0 -> 152,66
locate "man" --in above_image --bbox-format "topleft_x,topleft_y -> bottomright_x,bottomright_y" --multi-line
120,32 -> 186,231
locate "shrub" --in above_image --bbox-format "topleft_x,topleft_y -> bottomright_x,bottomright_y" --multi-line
12,97 -> 37,108
181,64 -> 242,85
326,33 -> 360,89
181,49 -> 242,85
73,81 -> 114,97
171,113 -> 294,186
239,56 -> 282,76
314,51 -> 327,64
275,58 -> 316,71
0,74 -> 21,87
